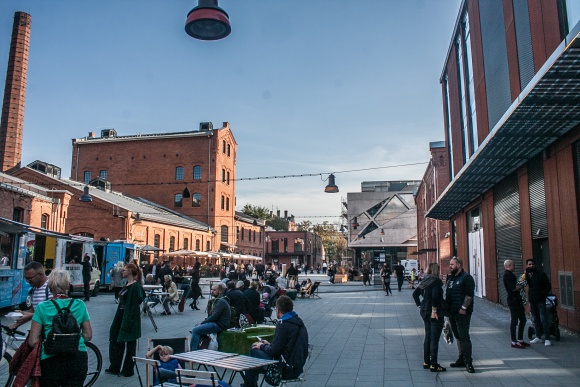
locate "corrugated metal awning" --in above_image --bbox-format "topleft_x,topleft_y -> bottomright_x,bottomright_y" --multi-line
427,27 -> 580,220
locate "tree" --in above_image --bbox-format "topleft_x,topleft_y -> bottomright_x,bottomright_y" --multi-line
298,221 -> 347,262
241,204 -> 270,220
267,217 -> 289,231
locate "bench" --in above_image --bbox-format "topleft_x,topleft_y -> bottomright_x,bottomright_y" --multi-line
334,274 -> 348,283
353,275 -> 364,281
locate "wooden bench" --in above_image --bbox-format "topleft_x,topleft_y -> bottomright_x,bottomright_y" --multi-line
334,274 -> 348,283
353,275 -> 364,281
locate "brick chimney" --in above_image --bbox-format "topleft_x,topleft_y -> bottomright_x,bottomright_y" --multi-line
0,12 -> 31,172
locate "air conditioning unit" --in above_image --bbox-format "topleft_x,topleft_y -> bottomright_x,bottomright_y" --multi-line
199,122 -> 213,131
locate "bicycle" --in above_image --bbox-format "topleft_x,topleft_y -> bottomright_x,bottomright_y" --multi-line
1,324 -> 102,387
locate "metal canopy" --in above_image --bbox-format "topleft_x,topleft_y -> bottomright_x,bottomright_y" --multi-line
427,29 -> 580,220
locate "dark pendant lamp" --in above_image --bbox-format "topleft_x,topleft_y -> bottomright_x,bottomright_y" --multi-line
79,185 -> 92,202
339,224 -> 347,233
380,228 -> 385,235
351,217 -> 359,229
185,0 -> 231,41
182,186 -> 191,199
324,174 -> 339,193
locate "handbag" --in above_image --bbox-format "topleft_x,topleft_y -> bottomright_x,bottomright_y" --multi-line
264,326 -> 302,386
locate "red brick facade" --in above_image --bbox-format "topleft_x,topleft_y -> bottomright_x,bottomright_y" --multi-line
234,213 -> 264,257
264,231 -> 322,269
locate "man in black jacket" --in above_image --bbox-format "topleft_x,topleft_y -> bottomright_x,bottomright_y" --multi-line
526,259 -> 552,346
242,295 -> 309,387
445,257 -> 476,373
394,261 -> 405,291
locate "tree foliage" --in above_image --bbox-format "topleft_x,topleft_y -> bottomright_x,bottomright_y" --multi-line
241,204 -> 270,220
297,221 -> 347,261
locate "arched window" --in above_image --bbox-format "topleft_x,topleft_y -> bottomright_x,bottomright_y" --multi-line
99,170 -> 107,180
195,239 -> 200,250
183,238 -> 189,250
221,195 -> 225,210
221,225 -> 228,242
175,193 -> 183,207
241,227 -> 245,241
83,171 -> 91,184
226,171 -> 230,185
41,214 -> 49,229
154,234 -> 161,258
222,169 -> 226,182
169,236 -> 175,252
206,241 -> 211,251
227,144 -> 231,157
192,193 -> 202,207
222,140 -> 226,153
175,166 -> 184,180
226,197 -> 229,211
193,165 -> 202,180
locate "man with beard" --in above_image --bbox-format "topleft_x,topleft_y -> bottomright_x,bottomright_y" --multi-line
445,257 -> 475,373
526,259 -> 552,346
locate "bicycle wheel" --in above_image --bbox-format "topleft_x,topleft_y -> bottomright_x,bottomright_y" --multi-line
84,342 -> 102,387
2,353 -> 15,387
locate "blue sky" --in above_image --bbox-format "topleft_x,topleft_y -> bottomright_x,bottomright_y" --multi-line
0,0 -> 462,225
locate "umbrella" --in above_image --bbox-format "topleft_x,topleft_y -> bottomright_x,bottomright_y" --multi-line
165,249 -> 196,256
139,244 -> 164,252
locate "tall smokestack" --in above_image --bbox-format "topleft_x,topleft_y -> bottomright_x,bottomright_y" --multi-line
0,12 -> 31,172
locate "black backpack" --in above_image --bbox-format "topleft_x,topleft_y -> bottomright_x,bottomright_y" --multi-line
44,299 -> 81,355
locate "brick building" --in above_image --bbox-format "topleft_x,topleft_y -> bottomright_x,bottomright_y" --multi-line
264,230 -> 322,271
70,122 -> 236,251
14,165 -> 212,259
234,211 -> 265,258
418,0 -> 579,331
414,142 -> 451,272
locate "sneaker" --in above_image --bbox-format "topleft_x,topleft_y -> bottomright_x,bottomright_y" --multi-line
430,364 -> 446,372
511,342 -> 526,349
422,362 -> 430,369
519,341 -> 530,347
544,340 -> 552,346
530,337 -> 542,344
466,363 -> 475,373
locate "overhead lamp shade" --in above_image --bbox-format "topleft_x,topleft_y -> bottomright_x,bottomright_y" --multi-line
324,174 -> 339,193
253,219 -> 258,226
339,225 -> 346,233
351,217 -> 359,229
79,185 -> 92,202
380,228 -> 385,235
185,0 -> 231,41
182,187 -> 191,198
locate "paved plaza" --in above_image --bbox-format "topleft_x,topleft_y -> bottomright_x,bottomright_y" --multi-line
2,275 -> 579,386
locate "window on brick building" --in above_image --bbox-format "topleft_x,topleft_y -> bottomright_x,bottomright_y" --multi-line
221,226 -> 228,242
176,166 -> 184,180
175,193 -> 183,207
193,165 -> 202,180
253,230 -> 256,243
206,241 -> 210,251
12,208 -> 23,223
226,197 -> 229,211
183,238 -> 189,250
41,214 -> 49,229
227,144 -> 231,157
222,169 -> 226,182
196,239 -> 200,250
221,195 -> 225,210
259,231 -> 262,244
99,170 -> 107,180
169,236 -> 175,252
154,234 -> 161,258
227,171 -> 230,185
222,140 -> 226,153
192,193 -> 201,207
236,227 -> 240,240
241,227 -> 244,241
83,171 -> 91,184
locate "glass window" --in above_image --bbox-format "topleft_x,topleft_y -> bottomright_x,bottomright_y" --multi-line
444,74 -> 455,178
206,241 -> 210,251
175,193 -> 183,207
221,195 -> 225,210
463,13 -> 477,154
222,140 -> 226,153
41,214 -> 49,229
99,170 -> 107,180
222,169 -> 226,182
192,193 -> 201,207
226,197 -> 229,211
183,238 -> 189,250
84,171 -> 91,184
565,0 -> 580,35
227,171 -> 230,185
176,166 -> 184,180
154,234 -> 161,258
456,35 -> 469,163
227,144 -> 231,156
195,239 -> 200,250
193,165 -> 202,180
221,226 -> 228,243
169,236 -> 175,252
12,208 -> 23,222
241,227 -> 244,241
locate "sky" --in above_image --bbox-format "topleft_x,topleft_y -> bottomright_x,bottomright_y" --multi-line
0,0 -> 462,226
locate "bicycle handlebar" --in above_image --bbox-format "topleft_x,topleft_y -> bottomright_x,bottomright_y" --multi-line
1,324 -> 27,338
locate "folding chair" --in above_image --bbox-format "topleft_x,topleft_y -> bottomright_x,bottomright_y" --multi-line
133,356 -> 165,387
303,282 -> 321,299
176,369 -> 222,386
148,337 -> 190,369
279,344 -> 314,386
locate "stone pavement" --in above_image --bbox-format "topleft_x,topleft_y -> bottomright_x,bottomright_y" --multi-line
1,276 -> 579,386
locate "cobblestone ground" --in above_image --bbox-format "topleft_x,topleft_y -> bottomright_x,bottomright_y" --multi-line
2,276 -> 579,386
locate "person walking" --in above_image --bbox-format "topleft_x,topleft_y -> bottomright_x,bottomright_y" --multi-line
106,263 -> 145,377
503,259 -> 529,348
322,260 -> 327,274
362,263 -> 370,286
380,264 -> 392,295
81,253 -> 92,301
110,262 -> 124,303
525,259 -> 553,346
188,261 -> 202,310
27,269 -> 93,386
394,261 -> 405,291
413,263 -> 446,372
445,257 -> 475,373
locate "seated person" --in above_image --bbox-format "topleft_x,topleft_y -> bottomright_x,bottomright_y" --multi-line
161,274 -> 179,315
226,280 -> 248,327
243,296 -> 309,387
244,280 -> 264,324
146,345 -> 180,384
299,279 -> 312,297
190,283 -> 230,350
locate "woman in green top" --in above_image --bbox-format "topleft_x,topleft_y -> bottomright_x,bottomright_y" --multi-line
28,268 -> 93,386
106,263 -> 144,377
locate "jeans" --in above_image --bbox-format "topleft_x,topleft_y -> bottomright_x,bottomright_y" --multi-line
383,279 -> 392,295
449,313 -> 472,364
530,300 -> 551,340
423,316 -> 444,365
190,322 -> 222,350
243,348 -> 272,387
508,302 -> 526,342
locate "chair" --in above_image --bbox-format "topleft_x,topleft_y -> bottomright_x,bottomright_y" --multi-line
279,344 -> 314,386
148,337 -> 190,368
176,369 -> 221,387
133,356 -> 164,387
302,282 -> 321,299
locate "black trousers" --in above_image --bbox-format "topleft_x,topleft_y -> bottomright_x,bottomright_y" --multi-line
109,339 -> 137,373
449,313 -> 473,364
83,276 -> 91,300
383,279 -> 392,295
40,351 -> 88,387
508,302 -> 526,342
397,276 -> 404,291
423,316 -> 444,365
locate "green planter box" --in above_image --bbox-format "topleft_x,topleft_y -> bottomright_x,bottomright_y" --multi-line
286,289 -> 297,300
218,325 -> 276,355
